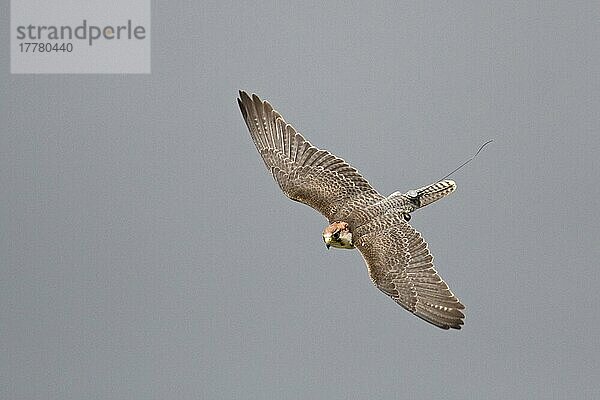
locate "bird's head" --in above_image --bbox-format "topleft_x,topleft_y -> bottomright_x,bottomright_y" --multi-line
323,221 -> 354,249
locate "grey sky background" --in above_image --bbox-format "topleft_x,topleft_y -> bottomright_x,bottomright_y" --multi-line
2,1 -> 599,399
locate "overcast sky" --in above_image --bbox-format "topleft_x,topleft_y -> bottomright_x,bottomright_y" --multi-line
2,1 -> 599,399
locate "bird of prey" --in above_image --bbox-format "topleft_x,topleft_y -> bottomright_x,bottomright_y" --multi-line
238,91 -> 465,330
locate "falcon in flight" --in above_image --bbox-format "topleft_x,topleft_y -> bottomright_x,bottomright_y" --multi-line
238,91 -> 465,330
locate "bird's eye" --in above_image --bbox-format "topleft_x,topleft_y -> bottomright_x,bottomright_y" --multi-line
403,213 -> 411,222
332,231 -> 340,240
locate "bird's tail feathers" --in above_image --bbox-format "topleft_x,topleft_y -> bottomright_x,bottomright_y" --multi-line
406,180 -> 456,210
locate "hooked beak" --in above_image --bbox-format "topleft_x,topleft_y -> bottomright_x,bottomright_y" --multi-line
324,235 -> 332,249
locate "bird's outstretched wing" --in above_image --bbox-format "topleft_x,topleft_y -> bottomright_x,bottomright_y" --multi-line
355,219 -> 465,329
238,91 -> 382,221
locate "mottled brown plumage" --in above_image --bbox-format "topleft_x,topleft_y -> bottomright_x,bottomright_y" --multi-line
238,91 -> 465,330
